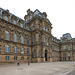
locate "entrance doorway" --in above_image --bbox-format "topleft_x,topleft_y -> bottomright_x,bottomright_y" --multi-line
45,50 -> 47,61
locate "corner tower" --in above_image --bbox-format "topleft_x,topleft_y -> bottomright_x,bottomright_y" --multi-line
24,9 -> 52,62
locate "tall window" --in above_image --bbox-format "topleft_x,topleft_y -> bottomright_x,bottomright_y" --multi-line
68,46 -> 70,51
39,24 -> 40,30
34,36 -> 35,44
27,48 -> 29,55
21,57 -> 24,60
33,24 -> 36,29
46,28 -> 48,32
4,16 -> 8,21
63,46 -> 66,51
21,36 -> 24,44
13,20 -> 16,25
14,46 -> 17,53
68,53 -> 70,56
27,38 -> 29,45
14,56 -> 17,60
47,38 -> 49,46
63,52 -> 66,57
21,47 -> 24,54
45,37 -> 46,45
20,23 -> 23,28
14,34 -> 17,42
39,50 -> 41,57
34,50 -> 36,57
5,45 -> 9,53
39,35 -> 41,44
44,26 -> 45,30
5,31 -> 9,40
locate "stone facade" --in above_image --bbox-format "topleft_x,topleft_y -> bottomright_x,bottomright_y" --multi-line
0,8 -> 75,63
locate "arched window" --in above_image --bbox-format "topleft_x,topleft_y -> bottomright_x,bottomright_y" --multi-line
5,45 -> 9,53
14,46 -> 17,53
21,47 -> 24,54
14,34 -> 17,42
21,35 -> 24,44
4,16 -> 8,21
5,31 -> 9,40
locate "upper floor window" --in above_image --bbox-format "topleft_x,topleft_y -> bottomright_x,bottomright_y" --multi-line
21,47 -> 24,54
63,46 -> 66,51
34,36 -> 35,44
44,26 -> 45,31
39,24 -> 40,30
27,38 -> 29,45
14,46 -> 17,53
33,50 -> 36,57
5,31 -> 9,40
45,37 -> 46,45
20,23 -> 23,28
14,34 -> 17,42
5,45 -> 9,53
68,46 -> 70,51
46,28 -> 48,32
21,36 -> 24,44
33,24 -> 36,29
39,50 -> 41,57
27,48 -> 29,55
13,20 -> 16,25
30,16 -> 32,19
39,35 -> 41,44
68,53 -> 70,56
47,38 -> 49,46
4,16 -> 8,21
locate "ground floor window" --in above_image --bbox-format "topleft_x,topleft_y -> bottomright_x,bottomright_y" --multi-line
5,56 -> 9,60
21,57 -> 24,60
27,57 -> 29,60
14,56 -> 17,60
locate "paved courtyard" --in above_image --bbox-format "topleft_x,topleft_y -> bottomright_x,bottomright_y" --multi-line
0,62 -> 75,75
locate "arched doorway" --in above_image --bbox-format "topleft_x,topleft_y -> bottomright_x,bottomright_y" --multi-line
45,50 -> 47,61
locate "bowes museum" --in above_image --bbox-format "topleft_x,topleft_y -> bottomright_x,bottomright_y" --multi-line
0,8 -> 75,63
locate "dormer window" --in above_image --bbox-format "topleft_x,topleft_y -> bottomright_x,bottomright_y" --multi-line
4,16 -> 8,21
13,20 -> 16,25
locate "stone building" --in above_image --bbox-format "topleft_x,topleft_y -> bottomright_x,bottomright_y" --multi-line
0,8 -> 75,63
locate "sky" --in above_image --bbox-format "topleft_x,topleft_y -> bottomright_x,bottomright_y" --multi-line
0,0 -> 75,39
